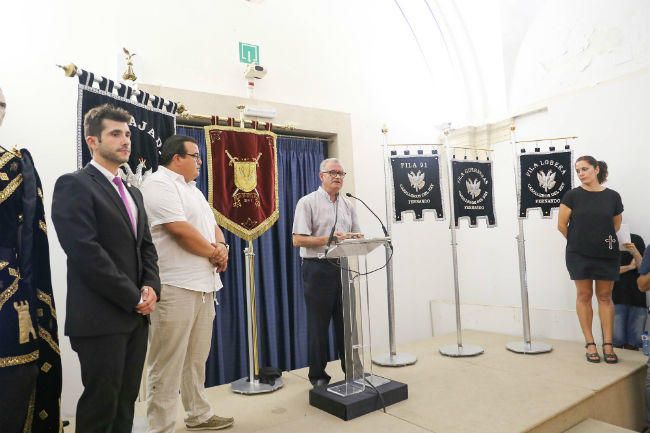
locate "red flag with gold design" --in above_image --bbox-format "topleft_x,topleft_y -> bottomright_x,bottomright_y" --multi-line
204,125 -> 278,241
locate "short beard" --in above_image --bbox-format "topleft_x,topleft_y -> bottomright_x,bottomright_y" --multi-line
97,138 -> 129,164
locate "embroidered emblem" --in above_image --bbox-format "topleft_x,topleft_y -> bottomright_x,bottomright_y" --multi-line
605,235 -> 616,250
407,170 -> 426,192
14,301 -> 37,344
0,261 -> 8,271
41,362 -> 52,373
38,409 -> 48,420
0,172 -> 8,181
537,169 -> 557,192
226,150 -> 262,208
37,187 -> 43,198
466,178 -> 482,199
39,220 -> 47,234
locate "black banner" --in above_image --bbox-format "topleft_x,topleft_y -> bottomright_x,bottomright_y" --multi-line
76,82 -> 176,176
519,150 -> 572,218
452,159 -> 496,228
389,152 -> 444,221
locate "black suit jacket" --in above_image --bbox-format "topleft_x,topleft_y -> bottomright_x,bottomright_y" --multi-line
52,163 -> 160,337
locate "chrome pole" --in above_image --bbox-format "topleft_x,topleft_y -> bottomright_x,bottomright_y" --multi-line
373,126 -> 417,367
231,241 -> 284,393
506,125 -> 552,354
439,126 -> 483,357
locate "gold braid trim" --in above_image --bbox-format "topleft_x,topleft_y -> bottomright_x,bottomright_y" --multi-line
0,350 -> 39,368
36,290 -> 57,320
0,150 -> 18,170
204,125 -> 280,241
0,273 -> 20,311
38,328 -> 60,355
0,174 -> 23,205
23,387 -> 35,433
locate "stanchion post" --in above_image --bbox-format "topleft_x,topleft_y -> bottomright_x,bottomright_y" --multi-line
372,126 -> 417,367
231,241 -> 284,393
438,126 -> 484,357
506,124 -> 552,354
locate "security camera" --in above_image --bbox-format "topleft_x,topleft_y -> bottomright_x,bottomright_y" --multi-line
245,64 -> 267,80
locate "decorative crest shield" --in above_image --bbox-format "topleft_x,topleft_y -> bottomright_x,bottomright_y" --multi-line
205,125 -> 278,241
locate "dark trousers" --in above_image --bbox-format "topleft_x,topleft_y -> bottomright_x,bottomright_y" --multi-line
70,321 -> 148,433
0,363 -> 38,433
302,259 -> 345,383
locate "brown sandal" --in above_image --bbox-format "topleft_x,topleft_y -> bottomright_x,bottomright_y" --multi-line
602,343 -> 618,364
585,342 -> 601,363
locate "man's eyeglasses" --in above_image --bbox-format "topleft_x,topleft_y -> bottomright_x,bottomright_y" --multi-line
322,170 -> 346,178
183,152 -> 201,162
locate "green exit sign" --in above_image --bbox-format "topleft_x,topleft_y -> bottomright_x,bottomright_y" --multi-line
239,42 -> 259,64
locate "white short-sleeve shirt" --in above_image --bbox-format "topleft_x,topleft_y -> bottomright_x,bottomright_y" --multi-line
141,166 -> 223,292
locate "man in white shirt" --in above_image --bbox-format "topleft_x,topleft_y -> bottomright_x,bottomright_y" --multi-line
141,135 -> 233,432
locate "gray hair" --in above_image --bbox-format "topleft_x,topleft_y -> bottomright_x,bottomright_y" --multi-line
320,158 -> 344,172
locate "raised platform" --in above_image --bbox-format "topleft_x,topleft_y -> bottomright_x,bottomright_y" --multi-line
65,330 -> 647,432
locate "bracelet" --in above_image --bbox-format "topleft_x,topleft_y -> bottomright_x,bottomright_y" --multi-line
218,241 -> 230,252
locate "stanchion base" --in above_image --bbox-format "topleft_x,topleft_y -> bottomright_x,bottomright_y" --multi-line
439,343 -> 484,357
506,341 -> 553,354
372,352 -> 417,367
230,377 -> 284,395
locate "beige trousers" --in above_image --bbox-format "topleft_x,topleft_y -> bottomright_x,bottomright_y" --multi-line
146,284 -> 216,433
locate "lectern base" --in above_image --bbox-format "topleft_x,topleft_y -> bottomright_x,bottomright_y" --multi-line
310,378 -> 408,421
506,341 -> 553,354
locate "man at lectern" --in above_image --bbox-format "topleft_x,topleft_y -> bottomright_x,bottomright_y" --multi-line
292,157 -> 361,388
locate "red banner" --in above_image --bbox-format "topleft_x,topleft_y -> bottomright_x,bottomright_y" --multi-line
204,125 -> 279,241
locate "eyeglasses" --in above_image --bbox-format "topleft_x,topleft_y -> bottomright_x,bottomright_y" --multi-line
322,170 -> 346,178
183,152 -> 201,162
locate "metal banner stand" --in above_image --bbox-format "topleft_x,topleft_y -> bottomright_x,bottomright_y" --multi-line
373,126 -> 417,367
505,125 -> 552,354
439,127 -> 484,357
231,241 -> 284,394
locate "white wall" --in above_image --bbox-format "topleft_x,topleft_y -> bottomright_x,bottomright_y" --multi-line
1,0 -> 453,416
3,0 -> 650,417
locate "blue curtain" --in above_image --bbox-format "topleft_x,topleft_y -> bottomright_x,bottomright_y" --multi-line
176,126 -> 335,386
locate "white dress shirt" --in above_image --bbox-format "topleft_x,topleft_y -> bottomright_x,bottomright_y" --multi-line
90,159 -> 138,233
141,166 -> 223,293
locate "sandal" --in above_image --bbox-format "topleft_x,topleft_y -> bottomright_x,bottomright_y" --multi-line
585,342 -> 601,363
602,343 -> 618,364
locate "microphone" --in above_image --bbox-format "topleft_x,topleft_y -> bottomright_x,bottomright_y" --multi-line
326,193 -> 340,251
345,192 -> 389,238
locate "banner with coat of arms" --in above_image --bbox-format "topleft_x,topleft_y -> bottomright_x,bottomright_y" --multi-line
518,150 -> 572,218
452,159 -> 496,228
389,151 -> 444,221
204,125 -> 279,241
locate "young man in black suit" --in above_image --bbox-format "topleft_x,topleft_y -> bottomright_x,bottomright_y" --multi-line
52,104 -> 160,433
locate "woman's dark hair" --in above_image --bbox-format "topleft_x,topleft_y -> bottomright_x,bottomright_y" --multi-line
576,155 -> 608,184
159,135 -> 197,166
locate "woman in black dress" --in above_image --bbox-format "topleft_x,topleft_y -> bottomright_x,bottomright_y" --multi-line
558,156 -> 623,363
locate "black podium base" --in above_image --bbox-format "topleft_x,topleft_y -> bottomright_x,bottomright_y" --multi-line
309,378 -> 408,421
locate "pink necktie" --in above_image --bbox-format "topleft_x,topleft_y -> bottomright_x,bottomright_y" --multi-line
112,176 -> 137,235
